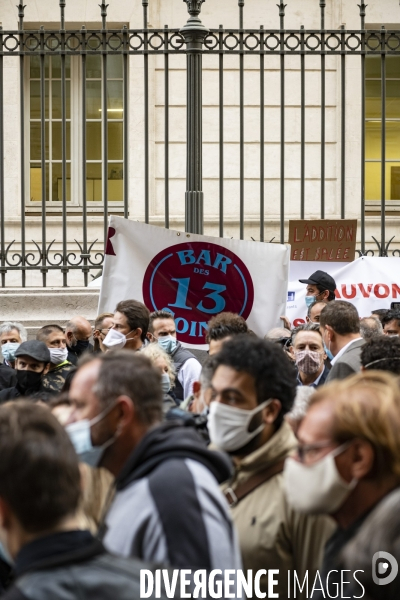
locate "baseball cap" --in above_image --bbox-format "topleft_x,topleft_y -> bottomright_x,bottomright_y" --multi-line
299,270 -> 336,293
15,341 -> 51,363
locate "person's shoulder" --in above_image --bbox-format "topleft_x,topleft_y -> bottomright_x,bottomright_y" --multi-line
0,585 -> 30,600
0,387 -> 18,402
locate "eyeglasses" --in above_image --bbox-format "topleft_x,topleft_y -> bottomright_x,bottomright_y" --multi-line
296,441 -> 337,463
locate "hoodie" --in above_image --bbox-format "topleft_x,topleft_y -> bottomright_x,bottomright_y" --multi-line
102,421 -> 243,572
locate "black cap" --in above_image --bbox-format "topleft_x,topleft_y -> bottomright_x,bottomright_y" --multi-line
299,270 -> 336,293
15,341 -> 51,363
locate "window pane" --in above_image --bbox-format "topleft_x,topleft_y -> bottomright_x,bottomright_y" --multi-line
386,56 -> 400,79
386,81 -> 400,119
51,55 -> 71,79
52,121 -> 71,160
107,81 -> 123,119
30,122 -> 49,161
86,55 -> 102,79
30,164 -> 49,202
52,81 -> 71,119
108,164 -> 123,202
86,81 -> 101,118
52,162 -> 71,202
366,56 -> 381,79
107,55 -> 123,79
366,81 -> 381,118
108,122 -> 123,160
387,163 -> 400,200
86,122 -> 102,160
30,55 -> 41,79
366,121 -> 381,160
387,122 -> 400,160
30,81 -> 41,119
87,163 -> 102,201
366,162 -> 381,201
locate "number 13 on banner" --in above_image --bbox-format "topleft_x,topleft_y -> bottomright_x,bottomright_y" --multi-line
143,242 -> 254,345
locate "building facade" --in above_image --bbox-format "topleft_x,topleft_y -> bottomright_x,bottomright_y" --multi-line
1,0 -> 400,287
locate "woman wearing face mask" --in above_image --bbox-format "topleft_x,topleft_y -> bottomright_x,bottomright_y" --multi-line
93,313 -> 114,353
141,344 -> 178,414
290,323 -> 330,388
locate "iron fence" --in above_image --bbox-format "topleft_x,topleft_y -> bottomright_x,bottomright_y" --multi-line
0,0 -> 399,287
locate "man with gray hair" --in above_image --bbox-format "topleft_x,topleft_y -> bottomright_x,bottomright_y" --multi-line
0,321 -> 27,390
360,316 -> 383,342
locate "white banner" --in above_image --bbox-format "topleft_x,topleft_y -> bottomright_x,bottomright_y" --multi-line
287,257 -> 400,327
99,217 -> 290,348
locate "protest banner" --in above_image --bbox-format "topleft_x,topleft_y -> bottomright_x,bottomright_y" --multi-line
287,257 -> 400,327
99,217 -> 290,347
288,219 -> 357,262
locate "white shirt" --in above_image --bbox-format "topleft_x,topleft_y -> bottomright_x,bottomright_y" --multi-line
177,357 -> 202,399
330,337 -> 363,366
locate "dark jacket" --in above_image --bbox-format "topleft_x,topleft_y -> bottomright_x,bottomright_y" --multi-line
0,364 -> 17,392
2,530 -> 170,600
0,382 -> 50,404
67,343 -> 94,366
41,361 -> 76,395
102,421 -> 242,571
171,342 -> 200,401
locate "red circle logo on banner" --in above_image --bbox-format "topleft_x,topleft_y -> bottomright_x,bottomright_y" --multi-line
143,241 -> 254,344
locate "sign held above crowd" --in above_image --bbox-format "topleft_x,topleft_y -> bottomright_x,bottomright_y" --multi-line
288,219 -> 357,262
99,217 -> 290,347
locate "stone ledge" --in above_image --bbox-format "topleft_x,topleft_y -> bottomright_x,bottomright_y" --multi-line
0,288 -> 100,338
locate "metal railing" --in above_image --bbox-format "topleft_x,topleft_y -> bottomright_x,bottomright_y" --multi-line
0,0 -> 399,287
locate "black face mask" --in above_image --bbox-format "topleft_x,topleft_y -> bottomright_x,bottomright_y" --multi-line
16,369 -> 43,393
71,339 -> 90,356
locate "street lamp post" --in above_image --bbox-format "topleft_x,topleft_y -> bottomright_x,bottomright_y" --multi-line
181,1 -> 209,234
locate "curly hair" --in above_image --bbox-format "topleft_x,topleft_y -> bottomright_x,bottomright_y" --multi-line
211,335 -> 297,428
361,335 -> 400,374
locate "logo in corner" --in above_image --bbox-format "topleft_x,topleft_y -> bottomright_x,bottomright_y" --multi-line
372,551 -> 398,586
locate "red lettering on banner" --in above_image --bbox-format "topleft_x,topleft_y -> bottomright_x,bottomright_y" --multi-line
392,284 -> 400,298
341,284 -> 356,299
346,227 -> 354,241
358,283 -> 373,298
294,228 -> 302,243
374,284 -> 390,299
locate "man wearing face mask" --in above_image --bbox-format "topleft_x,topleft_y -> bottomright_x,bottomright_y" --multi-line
299,270 -> 337,311
36,324 -> 76,394
319,300 -> 364,382
0,322 -> 27,390
148,310 -> 201,402
0,341 -> 51,402
208,335 -> 335,599
284,371 -> 400,600
66,351 -> 242,572
102,300 -> 150,353
291,323 -> 330,387
65,316 -> 93,365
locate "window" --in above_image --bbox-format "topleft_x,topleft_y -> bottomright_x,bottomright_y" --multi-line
28,43 -> 124,207
365,55 -> 400,202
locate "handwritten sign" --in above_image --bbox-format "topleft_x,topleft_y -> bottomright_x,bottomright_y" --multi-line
288,220 -> 357,262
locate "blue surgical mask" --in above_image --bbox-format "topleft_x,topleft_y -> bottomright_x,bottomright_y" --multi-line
65,404 -> 118,467
305,295 -> 317,309
2,342 -> 20,363
323,343 -> 334,362
158,335 -> 177,355
161,372 -> 171,394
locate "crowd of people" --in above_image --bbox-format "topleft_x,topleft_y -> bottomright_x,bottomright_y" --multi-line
0,270 -> 400,599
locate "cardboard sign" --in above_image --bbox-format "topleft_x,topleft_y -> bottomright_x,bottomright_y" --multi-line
288,219 -> 357,262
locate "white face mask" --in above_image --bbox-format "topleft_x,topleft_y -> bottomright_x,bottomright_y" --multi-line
283,442 -> 358,514
161,372 -> 171,394
65,404 -> 119,467
103,328 -> 134,350
49,347 -> 69,365
208,399 -> 271,453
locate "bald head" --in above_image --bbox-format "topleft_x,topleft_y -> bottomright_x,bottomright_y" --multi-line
65,316 -> 92,352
